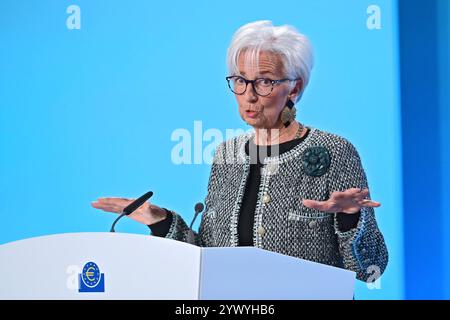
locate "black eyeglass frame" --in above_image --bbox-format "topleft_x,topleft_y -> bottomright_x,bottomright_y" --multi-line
225,75 -> 300,97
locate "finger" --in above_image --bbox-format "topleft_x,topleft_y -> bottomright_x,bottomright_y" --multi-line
97,197 -> 131,206
94,206 -> 122,214
346,188 -> 368,198
98,197 -> 133,201
347,188 -> 363,194
354,195 -> 370,203
357,188 -> 369,195
92,201 -> 112,209
331,190 -> 346,200
358,199 -> 381,207
342,188 -> 367,195
91,201 -> 105,208
302,199 -> 321,209
353,189 -> 370,201
303,199 -> 334,212
91,202 -> 116,211
91,202 -> 122,213
97,197 -> 124,201
332,188 -> 367,199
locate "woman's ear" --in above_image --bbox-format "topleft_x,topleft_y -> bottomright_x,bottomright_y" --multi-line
289,78 -> 303,101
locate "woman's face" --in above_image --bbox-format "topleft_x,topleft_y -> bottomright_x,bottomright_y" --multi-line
234,51 -> 297,129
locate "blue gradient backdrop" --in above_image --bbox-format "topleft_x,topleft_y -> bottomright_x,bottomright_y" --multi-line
0,0 -> 448,299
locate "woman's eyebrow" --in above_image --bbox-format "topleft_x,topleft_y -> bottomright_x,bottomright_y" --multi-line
258,70 -> 276,76
237,70 -> 275,77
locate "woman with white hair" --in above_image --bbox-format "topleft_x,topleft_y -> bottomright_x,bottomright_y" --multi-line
92,20 -> 388,282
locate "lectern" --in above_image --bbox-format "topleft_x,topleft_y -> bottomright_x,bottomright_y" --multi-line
0,233 -> 355,299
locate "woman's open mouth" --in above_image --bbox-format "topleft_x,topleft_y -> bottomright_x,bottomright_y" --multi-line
245,110 -> 258,118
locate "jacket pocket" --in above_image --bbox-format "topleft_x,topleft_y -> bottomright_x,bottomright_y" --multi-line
286,204 -> 338,264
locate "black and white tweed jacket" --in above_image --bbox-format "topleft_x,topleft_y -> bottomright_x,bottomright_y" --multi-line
164,127 -> 388,281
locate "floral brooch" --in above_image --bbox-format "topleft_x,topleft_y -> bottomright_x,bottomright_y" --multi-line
301,146 -> 331,177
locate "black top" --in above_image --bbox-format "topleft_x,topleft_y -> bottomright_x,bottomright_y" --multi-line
149,128 -> 360,240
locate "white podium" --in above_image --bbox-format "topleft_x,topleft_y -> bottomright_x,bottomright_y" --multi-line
0,233 -> 355,299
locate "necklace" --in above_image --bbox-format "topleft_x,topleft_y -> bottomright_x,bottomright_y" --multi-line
293,122 -> 304,140
255,121 -> 304,145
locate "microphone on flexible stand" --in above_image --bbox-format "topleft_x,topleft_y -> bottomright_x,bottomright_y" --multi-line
110,191 -> 154,232
189,202 -> 204,229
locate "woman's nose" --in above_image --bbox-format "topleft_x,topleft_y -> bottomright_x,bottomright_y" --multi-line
244,83 -> 258,102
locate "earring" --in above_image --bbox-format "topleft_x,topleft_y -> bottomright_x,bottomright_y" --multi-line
280,98 -> 296,127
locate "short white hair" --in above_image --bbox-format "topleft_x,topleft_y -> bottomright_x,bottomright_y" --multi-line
227,20 -> 314,102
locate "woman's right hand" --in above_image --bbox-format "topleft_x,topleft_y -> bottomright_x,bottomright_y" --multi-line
91,197 -> 168,226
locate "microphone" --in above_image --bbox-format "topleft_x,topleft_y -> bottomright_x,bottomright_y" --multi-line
110,191 -> 154,232
189,202 -> 204,229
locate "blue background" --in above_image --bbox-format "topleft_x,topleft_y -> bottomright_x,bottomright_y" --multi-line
0,0 -> 448,299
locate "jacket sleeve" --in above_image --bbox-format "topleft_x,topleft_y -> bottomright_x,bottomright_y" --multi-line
151,143 -> 224,247
328,138 -> 389,282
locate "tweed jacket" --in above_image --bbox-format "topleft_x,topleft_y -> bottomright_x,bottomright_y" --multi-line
164,127 -> 388,281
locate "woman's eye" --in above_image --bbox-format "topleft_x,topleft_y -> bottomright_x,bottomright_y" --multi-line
260,79 -> 271,86
236,77 -> 245,84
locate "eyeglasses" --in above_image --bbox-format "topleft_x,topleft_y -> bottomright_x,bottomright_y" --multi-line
225,76 -> 298,97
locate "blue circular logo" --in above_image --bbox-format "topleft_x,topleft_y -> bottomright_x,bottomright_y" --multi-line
81,262 -> 101,288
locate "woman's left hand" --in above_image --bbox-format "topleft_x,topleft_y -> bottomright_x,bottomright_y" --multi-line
302,188 -> 381,214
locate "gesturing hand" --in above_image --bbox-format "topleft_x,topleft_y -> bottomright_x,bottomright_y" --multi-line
302,188 -> 381,214
91,197 -> 167,225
